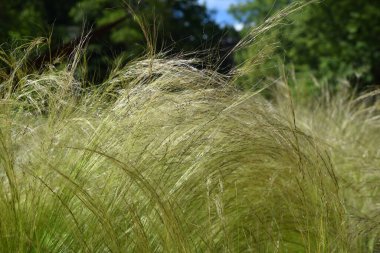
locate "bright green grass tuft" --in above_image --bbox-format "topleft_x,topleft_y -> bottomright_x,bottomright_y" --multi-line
0,17 -> 379,252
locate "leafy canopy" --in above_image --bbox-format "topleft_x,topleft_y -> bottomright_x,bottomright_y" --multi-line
0,0 -> 237,81
230,0 -> 380,88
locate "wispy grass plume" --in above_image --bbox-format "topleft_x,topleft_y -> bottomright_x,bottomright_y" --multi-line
0,6 -> 379,253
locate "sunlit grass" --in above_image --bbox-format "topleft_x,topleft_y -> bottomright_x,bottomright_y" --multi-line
0,4 -> 379,250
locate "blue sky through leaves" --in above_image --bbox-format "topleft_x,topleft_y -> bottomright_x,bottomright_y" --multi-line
199,0 -> 245,30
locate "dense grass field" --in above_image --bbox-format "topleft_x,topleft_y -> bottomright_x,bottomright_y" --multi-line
0,36 -> 379,252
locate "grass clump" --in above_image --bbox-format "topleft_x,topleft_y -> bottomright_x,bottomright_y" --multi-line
0,15 -> 379,253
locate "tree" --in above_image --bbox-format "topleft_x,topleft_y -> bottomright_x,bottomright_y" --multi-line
230,0 -> 380,89
0,0 -> 238,81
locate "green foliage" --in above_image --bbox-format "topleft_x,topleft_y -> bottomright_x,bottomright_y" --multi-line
0,0 -> 235,82
230,0 -> 380,88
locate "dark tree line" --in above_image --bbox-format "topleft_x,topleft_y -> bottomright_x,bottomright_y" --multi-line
0,0 -> 239,81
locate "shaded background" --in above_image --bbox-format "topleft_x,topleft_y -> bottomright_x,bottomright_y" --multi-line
0,0 -> 379,90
